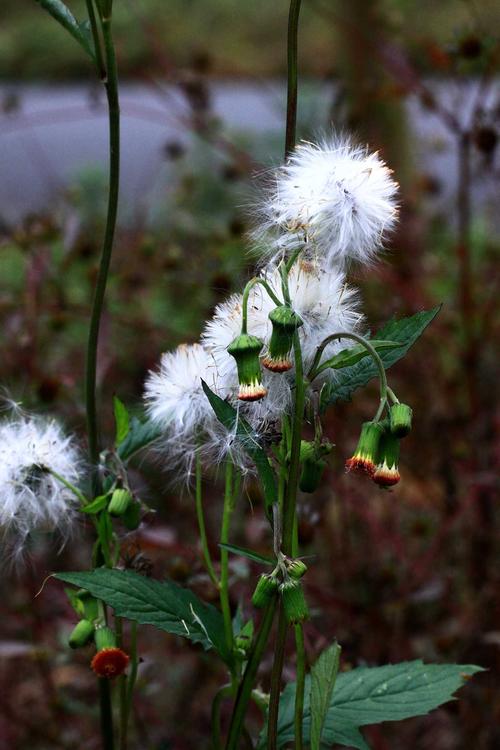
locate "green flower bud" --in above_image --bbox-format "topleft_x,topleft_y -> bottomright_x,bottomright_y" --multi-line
69,619 -> 95,649
122,501 -> 141,530
108,488 -> 132,517
94,626 -> 116,651
286,559 -> 308,579
76,589 -> 99,621
262,305 -> 303,373
345,421 -> 384,477
389,403 -> 413,438
299,440 -> 332,492
227,333 -> 267,401
280,579 -> 309,624
251,573 -> 279,608
373,433 -> 401,487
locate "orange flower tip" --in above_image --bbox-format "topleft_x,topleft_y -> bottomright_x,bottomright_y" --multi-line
91,647 -> 130,679
237,384 -> 267,401
262,357 -> 293,373
373,465 -> 401,487
345,456 -> 376,477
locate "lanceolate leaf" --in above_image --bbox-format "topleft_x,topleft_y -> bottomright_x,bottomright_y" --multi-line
117,416 -> 163,461
55,568 -> 232,665
260,660 -> 483,749
320,306 -> 441,411
202,381 -> 278,518
219,542 -> 274,566
318,340 -> 401,373
113,396 -> 130,446
36,0 -> 95,59
310,642 -> 341,750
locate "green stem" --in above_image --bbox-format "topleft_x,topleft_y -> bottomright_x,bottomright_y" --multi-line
125,622 -> 138,717
294,624 -> 306,750
85,9 -> 121,481
195,449 -> 220,588
211,684 -> 233,750
115,618 -> 128,750
308,331 -> 388,421
285,0 -> 302,158
225,600 -> 277,750
267,607 -> 288,750
220,460 -> 236,654
85,0 -> 106,79
98,677 -> 115,750
47,468 -> 88,507
241,278 -> 282,334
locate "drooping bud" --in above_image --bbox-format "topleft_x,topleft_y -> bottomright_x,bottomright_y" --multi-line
122,500 -> 142,530
373,432 -> 401,487
286,559 -> 307,579
262,305 -> 303,373
389,403 -> 413,438
108,488 -> 132,517
91,647 -> 130,679
76,589 -> 99,622
280,579 -> 309,624
69,619 -> 95,649
94,626 -> 116,651
251,573 -> 279,608
299,439 -> 333,493
345,421 -> 384,477
234,620 -> 254,656
227,333 -> 267,401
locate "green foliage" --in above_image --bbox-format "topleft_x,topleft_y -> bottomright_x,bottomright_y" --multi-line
310,642 -> 341,750
201,381 -> 278,518
36,0 -> 95,59
219,542 -> 274,565
317,340 -> 401,373
320,307 -> 441,410
113,396 -> 130,445
55,568 -> 233,665
260,660 -> 483,749
80,493 -> 109,515
116,416 -> 162,461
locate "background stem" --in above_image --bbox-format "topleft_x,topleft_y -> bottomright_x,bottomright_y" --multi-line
195,450 -> 220,588
285,0 -> 302,158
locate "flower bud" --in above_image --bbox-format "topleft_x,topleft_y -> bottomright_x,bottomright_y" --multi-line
286,559 -> 307,579
91,647 -> 129,679
280,579 -> 309,624
227,333 -> 267,401
299,440 -> 333,492
389,403 -> 413,438
122,500 -> 141,530
76,589 -> 99,621
262,305 -> 303,373
94,626 -> 116,651
251,573 -> 279,608
345,421 -> 384,477
373,433 -> 401,487
108,488 -> 132,517
68,619 -> 95,649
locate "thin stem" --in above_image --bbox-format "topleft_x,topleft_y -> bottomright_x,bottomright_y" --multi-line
85,0 -> 106,79
285,0 -> 302,158
220,461 -> 236,655
293,624 -> 306,750
308,331 -> 388,421
195,449 -> 220,588
115,618 -> 128,750
225,600 -> 277,750
241,278 -> 282,334
267,607 -> 288,750
47,468 -> 88,507
98,677 -> 115,750
85,11 -> 121,481
125,622 -> 138,717
211,684 -> 233,750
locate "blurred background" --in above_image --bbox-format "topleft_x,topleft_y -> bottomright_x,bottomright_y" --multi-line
0,1 -> 499,748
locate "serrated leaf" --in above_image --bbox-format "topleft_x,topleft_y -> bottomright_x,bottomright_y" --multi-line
202,381 -> 278,518
117,416 -> 163,461
320,307 -> 441,411
260,659 -> 483,749
310,642 -> 341,750
219,543 -> 274,566
54,568 -> 232,665
36,0 -> 95,59
318,341 -> 401,372
113,396 -> 130,446
80,493 -> 109,515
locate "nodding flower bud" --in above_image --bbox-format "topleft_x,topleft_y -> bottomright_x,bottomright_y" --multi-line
299,440 -> 333,493
108,488 -> 132,517
76,589 -> 99,621
373,433 -> 401,487
262,305 -> 303,373
122,500 -> 141,530
91,626 -> 129,679
251,573 -> 279,608
345,421 -> 384,477
389,403 -> 413,438
286,559 -> 308,579
94,626 -> 116,651
227,333 -> 267,401
280,579 -> 309,624
69,619 -> 95,649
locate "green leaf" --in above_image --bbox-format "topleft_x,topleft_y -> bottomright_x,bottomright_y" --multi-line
117,416 -> 163,461
36,0 -> 95,59
219,543 -> 274,566
80,493 -> 109,515
310,642 -> 341,750
261,659 -> 483,749
201,381 -> 278,518
318,341 -> 401,372
113,396 -> 130,446
54,568 -> 232,665
320,307 -> 441,411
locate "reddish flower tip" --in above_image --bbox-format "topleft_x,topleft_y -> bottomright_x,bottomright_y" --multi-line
91,647 -> 129,679
262,356 -> 293,373
373,464 -> 401,487
345,456 -> 376,477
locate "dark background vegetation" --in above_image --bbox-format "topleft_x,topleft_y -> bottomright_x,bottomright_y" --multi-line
0,1 -> 499,748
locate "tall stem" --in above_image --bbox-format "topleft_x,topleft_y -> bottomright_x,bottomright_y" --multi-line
220,460 -> 236,654
285,0 -> 302,158
293,624 -> 306,750
85,10 -> 121,478
195,449 -> 220,588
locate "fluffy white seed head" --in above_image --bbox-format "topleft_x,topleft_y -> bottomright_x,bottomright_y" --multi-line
0,417 -> 82,556
255,136 -> 398,267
